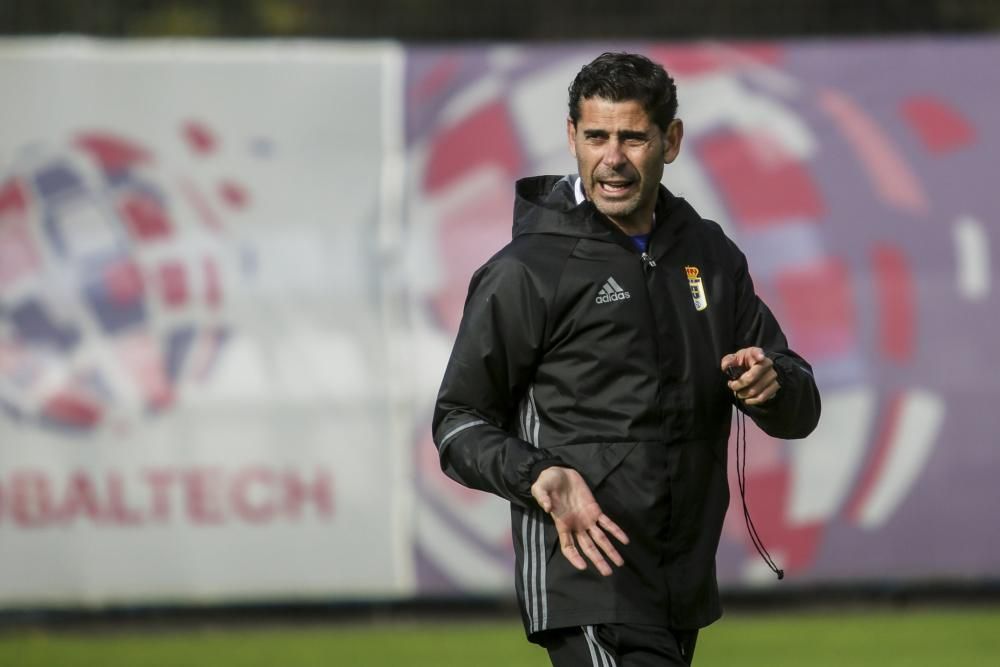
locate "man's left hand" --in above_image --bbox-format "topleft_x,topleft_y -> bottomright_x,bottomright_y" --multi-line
721,347 -> 780,405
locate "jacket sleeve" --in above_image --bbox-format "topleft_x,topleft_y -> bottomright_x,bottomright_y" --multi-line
730,243 -> 822,439
432,255 -> 565,507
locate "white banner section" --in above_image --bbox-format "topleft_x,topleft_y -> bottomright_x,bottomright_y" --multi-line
0,39 -> 412,606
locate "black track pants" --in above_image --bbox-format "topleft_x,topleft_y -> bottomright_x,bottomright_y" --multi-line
539,624 -> 699,667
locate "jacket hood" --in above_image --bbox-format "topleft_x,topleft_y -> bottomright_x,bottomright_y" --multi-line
512,175 -> 694,248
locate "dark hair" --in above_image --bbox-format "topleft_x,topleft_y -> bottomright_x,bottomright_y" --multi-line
568,52 -> 678,131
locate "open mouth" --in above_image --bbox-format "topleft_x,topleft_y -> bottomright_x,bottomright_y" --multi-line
598,180 -> 635,196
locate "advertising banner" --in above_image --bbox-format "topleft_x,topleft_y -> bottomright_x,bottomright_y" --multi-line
0,40 -> 411,605
403,40 -> 1000,591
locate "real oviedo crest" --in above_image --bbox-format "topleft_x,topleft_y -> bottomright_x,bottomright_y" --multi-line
685,266 -> 708,311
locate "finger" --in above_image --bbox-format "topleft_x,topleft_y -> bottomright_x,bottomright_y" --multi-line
728,368 -> 752,391
734,367 -> 777,398
739,369 -> 775,394
575,531 -> 612,576
745,382 -> 780,405
728,357 -> 769,389
557,527 -> 588,571
743,359 -> 772,381
729,374 -> 754,392
588,526 -> 624,567
735,346 -> 765,369
741,373 -> 778,401
719,353 -> 737,372
597,514 -> 630,545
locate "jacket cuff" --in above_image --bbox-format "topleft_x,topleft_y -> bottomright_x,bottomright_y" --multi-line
515,454 -> 569,506
528,458 -> 570,485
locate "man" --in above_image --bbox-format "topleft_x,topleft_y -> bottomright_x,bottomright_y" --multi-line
432,52 -> 821,666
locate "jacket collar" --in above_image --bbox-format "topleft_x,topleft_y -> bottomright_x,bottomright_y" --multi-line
513,175 -> 695,259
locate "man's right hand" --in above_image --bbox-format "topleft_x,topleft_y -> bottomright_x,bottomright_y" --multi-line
530,466 -> 629,576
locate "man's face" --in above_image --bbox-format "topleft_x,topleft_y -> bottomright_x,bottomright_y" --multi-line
568,97 -> 682,231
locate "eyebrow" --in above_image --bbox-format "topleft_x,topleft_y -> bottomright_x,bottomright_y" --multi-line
582,128 -> 650,140
619,130 -> 650,141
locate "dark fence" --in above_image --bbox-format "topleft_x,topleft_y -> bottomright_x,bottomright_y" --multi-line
2,0 -> 1000,39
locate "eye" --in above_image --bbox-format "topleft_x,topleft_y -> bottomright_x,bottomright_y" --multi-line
621,133 -> 649,146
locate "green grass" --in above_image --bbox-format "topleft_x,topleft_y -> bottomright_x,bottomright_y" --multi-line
1,608 -> 998,666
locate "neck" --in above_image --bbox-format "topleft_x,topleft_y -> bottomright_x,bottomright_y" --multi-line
608,207 -> 655,237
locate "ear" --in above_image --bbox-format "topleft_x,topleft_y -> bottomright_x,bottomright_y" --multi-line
663,119 -> 684,164
567,117 -> 578,159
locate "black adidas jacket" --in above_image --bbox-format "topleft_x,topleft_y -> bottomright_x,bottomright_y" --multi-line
432,175 -> 821,639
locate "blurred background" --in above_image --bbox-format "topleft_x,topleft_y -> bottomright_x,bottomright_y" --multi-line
1,1 -> 998,665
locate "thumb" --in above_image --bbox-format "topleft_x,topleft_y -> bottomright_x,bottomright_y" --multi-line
533,488 -> 552,513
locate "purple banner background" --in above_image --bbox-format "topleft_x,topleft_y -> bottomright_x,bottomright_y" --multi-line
404,39 -> 1000,589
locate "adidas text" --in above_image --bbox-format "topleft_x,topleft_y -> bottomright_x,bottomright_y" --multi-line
595,291 -> 631,304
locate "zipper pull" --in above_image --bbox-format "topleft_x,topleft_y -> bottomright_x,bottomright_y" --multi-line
641,252 -> 657,270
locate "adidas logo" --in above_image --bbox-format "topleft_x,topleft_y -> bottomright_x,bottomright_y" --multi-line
595,277 -> 631,304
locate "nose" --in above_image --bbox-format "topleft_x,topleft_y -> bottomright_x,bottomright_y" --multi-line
602,139 -> 626,169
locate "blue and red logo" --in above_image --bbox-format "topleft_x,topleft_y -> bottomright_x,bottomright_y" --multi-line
403,42 -> 992,587
0,123 -> 256,433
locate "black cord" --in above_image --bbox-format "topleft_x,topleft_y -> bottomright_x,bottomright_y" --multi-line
735,409 -> 785,580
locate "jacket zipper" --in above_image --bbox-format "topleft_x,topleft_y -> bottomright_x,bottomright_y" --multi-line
638,245 -> 669,444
